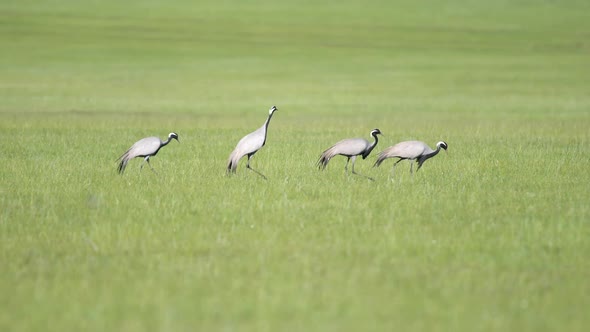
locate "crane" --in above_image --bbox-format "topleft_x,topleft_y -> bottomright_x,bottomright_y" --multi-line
117,132 -> 179,174
374,140 -> 447,176
317,129 -> 382,179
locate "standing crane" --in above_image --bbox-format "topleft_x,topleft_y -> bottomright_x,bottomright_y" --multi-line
227,105 -> 278,179
117,132 -> 179,174
374,140 -> 448,176
317,129 -> 382,179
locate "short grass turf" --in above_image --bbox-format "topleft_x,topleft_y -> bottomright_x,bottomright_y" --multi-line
1,0 -> 590,331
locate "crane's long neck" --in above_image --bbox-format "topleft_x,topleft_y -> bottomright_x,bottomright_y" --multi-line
366,132 -> 380,155
261,112 -> 275,145
423,145 -> 441,160
161,137 -> 172,147
264,112 -> 274,131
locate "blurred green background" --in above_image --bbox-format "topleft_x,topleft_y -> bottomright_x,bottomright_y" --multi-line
1,1 -> 589,331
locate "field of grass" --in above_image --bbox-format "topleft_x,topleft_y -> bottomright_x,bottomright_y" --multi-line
1,0 -> 589,331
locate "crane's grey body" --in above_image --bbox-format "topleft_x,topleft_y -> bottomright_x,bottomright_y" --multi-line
317,129 -> 382,177
374,140 -> 447,176
227,105 -> 277,178
117,132 -> 179,174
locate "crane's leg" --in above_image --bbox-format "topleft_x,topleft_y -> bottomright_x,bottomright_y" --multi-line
139,157 -> 146,172
246,155 -> 267,180
344,157 -> 350,173
351,156 -> 374,181
391,159 -> 403,179
143,156 -> 158,174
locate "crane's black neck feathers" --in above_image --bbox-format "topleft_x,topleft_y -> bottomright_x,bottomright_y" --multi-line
362,129 -> 381,159
417,142 -> 446,169
261,108 -> 276,147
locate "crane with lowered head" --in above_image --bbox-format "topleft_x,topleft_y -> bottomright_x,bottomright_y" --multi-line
116,132 -> 179,174
374,140 -> 448,177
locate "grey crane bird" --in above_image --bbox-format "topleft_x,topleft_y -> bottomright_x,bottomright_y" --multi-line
227,105 -> 278,179
117,132 -> 179,174
317,129 -> 382,178
374,140 -> 448,176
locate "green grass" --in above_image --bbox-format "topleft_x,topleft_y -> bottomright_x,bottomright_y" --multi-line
1,0 -> 589,331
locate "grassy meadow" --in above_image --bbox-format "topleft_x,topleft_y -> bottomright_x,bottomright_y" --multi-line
1,0 -> 589,331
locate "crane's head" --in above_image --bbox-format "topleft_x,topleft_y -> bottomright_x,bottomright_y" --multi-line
437,141 -> 448,151
370,128 -> 382,137
169,132 -> 180,143
269,105 -> 278,115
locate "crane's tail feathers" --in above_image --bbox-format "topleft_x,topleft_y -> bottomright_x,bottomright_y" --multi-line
317,154 -> 331,170
117,156 -> 128,174
116,148 -> 132,162
373,154 -> 387,167
227,150 -> 240,173
227,162 -> 237,173
116,148 -> 133,174
317,146 -> 339,170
